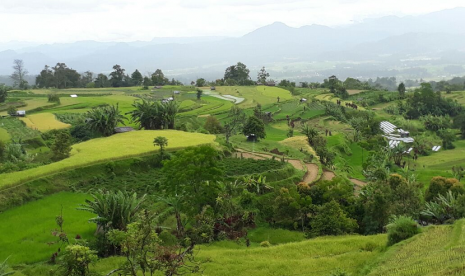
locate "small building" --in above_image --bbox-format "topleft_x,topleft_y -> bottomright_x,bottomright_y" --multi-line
300,98 -> 307,103
16,110 -> 26,117
174,90 -> 180,94
210,86 -> 216,91
70,94 -> 78,98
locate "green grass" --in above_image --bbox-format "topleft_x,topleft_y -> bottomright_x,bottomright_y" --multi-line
367,220 -> 465,276
0,117 -> 41,141
0,192 -> 94,265
247,227 -> 306,244
195,234 -> 386,276
0,130 -> 217,188
0,127 -> 10,142
216,86 -> 293,108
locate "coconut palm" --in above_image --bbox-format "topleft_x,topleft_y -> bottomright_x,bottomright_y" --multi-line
85,104 -> 125,136
78,190 -> 146,232
154,136 -> 168,156
162,100 -> 179,129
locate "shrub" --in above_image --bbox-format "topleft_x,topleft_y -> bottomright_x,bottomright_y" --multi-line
308,200 -> 358,237
360,241 -> 378,252
260,241 -> 271,247
386,216 -> 421,246
425,177 -> 464,202
204,116 -> 223,134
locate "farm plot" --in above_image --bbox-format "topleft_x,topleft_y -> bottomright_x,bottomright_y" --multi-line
20,113 -> 71,132
0,192 -> 94,265
0,117 -> 41,140
215,86 -> 293,108
0,130 -> 217,188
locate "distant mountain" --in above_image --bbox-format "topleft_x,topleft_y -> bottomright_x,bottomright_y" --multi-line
1,7 -> 465,82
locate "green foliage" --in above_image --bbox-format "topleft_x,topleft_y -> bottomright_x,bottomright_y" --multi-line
128,100 -> 178,130
260,241 -> 271,247
224,62 -> 253,86
78,190 -> 146,232
421,191 -> 463,224
59,245 -> 98,276
196,88 -> 203,100
308,200 -> 358,237
51,131 -> 72,161
221,158 -> 285,176
257,67 -> 270,84
153,136 -> 168,156
204,116 -> 223,134
6,106 -> 17,116
47,93 -> 61,104
386,216 -> 421,246
196,78 -> 206,87
425,176 -> 464,202
0,85 -> 8,103
85,104 -> 125,136
242,115 -> 266,140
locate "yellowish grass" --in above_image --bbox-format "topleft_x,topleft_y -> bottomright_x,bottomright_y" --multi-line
0,98 -> 55,116
20,113 -> 71,132
279,136 -> 317,156
0,127 -> 10,142
0,130 -> 217,188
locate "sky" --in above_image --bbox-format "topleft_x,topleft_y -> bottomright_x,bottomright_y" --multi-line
0,0 -> 464,43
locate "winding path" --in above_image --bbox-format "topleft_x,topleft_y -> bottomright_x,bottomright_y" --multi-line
235,149 -> 319,183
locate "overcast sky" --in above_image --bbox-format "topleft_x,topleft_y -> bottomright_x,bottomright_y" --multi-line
0,0 -> 464,43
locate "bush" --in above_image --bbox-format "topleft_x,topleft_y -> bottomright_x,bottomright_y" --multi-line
386,216 -> 421,246
260,241 -> 271,247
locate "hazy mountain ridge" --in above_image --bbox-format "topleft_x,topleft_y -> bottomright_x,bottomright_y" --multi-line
1,7 -> 465,82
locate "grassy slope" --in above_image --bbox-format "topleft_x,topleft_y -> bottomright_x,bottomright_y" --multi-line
196,234 -> 386,276
216,86 -> 293,108
367,220 -> 465,276
20,113 -> 71,132
0,117 -> 41,140
0,192 -> 94,265
0,130 -> 217,188
0,127 -> 10,142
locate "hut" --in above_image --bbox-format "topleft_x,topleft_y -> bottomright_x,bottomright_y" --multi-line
16,110 -> 26,117
114,127 -> 134,134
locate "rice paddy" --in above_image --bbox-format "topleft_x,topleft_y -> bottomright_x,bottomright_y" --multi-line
0,130 -> 217,188
20,113 -> 71,132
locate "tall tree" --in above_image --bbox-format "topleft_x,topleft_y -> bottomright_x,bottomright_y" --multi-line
53,63 -> 80,89
80,71 -> 94,87
224,106 -> 246,144
36,65 -> 55,88
109,65 -> 125,87
257,66 -> 270,84
224,62 -> 251,85
398,82 -> 406,98
151,69 -> 167,86
0,85 -> 7,103
242,115 -> 266,141
94,73 -> 109,88
131,69 -> 143,86
10,59 -> 28,89
51,131 -> 72,161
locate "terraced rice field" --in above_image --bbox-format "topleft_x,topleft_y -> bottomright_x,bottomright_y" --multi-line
20,113 -> 71,132
0,130 -> 217,188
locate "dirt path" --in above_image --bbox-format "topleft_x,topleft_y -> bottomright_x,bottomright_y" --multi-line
303,164 -> 319,183
349,178 -> 367,187
235,149 -> 319,183
321,170 -> 336,181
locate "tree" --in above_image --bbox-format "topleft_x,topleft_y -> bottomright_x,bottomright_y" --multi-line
195,89 -> 203,100
51,131 -> 72,161
10,59 -> 28,89
80,71 -> 94,88
86,104 -> 126,136
301,124 -> 319,146
151,69 -> 168,86
398,82 -> 406,98
242,115 -> 265,141
224,106 -> 246,144
153,136 -> 168,156
52,63 -> 81,89
0,85 -> 7,103
425,176 -> 464,202
204,116 -> 223,134
109,65 -> 125,87
142,76 -> 152,88
107,212 -> 200,276
128,100 -> 178,130
224,62 -> 251,85
308,200 -> 358,237
36,65 -> 55,88
131,69 -> 143,86
78,190 -> 147,232
94,73 -> 109,88
257,66 -> 270,84
161,145 -> 224,213
196,78 -> 206,87
453,112 -> 465,138
6,106 -> 17,116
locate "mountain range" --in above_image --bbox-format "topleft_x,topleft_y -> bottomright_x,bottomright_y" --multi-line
1,7 -> 465,84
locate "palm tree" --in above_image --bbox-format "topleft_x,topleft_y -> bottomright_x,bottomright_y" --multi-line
78,190 -> 146,232
301,123 -> 319,146
86,104 -> 125,136
154,136 -> 168,156
162,100 -> 179,129
157,195 -> 185,237
127,100 -> 163,130
0,257 -> 14,276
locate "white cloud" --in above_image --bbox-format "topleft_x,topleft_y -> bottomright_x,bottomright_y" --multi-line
0,0 -> 463,43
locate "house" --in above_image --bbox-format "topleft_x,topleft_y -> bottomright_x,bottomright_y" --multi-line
210,86 -> 216,91
16,110 -> 26,117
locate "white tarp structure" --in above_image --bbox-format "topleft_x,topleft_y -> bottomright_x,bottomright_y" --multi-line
70,94 -> 78,98
381,121 -> 415,144
432,146 -> 442,152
